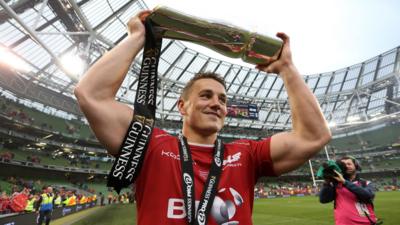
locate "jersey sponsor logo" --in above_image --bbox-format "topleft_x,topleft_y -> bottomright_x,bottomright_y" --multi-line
223,152 -> 242,166
161,150 -> 180,160
167,187 -> 244,224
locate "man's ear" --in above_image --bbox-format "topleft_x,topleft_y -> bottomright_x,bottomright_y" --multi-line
177,98 -> 186,115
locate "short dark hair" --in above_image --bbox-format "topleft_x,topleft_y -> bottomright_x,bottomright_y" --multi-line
181,72 -> 226,100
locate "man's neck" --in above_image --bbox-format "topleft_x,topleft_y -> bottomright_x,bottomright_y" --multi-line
182,127 -> 217,145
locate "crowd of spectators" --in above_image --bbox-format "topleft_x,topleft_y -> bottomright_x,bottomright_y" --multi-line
254,177 -> 399,198
0,176 -> 136,216
5,108 -> 34,125
255,182 -> 320,198
1,147 -> 107,171
0,177 -> 98,215
0,151 -> 14,162
26,155 -> 41,164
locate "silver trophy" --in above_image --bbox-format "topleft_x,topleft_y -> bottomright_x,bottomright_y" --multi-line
147,6 -> 283,65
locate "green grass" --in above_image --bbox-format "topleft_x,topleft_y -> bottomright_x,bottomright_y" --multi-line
66,191 -> 399,225
70,204 -> 136,225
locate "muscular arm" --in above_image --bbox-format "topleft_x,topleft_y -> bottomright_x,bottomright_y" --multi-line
257,33 -> 331,175
74,11 -> 151,155
344,181 -> 375,203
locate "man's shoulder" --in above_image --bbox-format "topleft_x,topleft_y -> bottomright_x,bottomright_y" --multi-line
358,178 -> 372,186
152,127 -> 176,141
225,139 -> 252,148
226,137 -> 271,146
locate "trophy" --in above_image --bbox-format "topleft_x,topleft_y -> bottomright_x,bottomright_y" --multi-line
147,6 -> 283,65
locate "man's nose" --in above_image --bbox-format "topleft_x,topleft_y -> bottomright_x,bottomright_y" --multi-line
210,96 -> 222,108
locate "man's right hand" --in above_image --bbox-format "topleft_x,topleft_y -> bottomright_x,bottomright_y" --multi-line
127,10 -> 152,36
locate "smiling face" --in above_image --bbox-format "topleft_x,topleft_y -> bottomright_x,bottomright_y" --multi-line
178,78 -> 227,140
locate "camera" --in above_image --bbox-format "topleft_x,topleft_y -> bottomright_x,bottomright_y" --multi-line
316,160 -> 346,182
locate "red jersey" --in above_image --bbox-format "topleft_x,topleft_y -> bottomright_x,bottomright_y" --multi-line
135,128 -> 275,224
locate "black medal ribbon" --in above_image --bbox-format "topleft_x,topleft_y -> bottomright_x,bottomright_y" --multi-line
107,19 -> 162,193
178,134 -> 224,225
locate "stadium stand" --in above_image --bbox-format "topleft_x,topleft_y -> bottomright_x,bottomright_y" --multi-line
0,0 -> 399,224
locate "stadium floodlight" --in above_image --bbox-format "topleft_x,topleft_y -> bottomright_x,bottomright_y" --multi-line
35,142 -> 47,147
346,115 -> 360,123
369,112 -> 382,118
0,47 -> 32,72
60,52 -> 86,76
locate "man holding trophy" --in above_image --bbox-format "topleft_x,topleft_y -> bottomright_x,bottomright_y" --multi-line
75,7 -> 331,225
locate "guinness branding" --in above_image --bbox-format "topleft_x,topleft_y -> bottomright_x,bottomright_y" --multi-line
137,56 -> 157,105
107,19 -> 161,193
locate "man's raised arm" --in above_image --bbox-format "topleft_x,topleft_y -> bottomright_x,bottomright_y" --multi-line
256,32 -> 332,175
74,11 -> 151,155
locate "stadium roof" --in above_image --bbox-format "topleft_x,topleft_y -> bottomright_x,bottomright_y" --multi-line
0,0 -> 399,135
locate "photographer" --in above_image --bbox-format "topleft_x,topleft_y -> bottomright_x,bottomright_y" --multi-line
319,156 -> 377,225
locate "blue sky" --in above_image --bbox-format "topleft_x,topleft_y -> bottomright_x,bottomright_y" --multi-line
145,0 -> 400,75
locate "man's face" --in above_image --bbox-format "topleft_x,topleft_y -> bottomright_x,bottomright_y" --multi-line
179,78 -> 227,135
341,159 -> 356,176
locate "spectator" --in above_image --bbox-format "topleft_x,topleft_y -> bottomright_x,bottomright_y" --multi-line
99,192 -> 105,206
0,191 -> 11,214
35,186 -> 54,225
9,187 -> 30,213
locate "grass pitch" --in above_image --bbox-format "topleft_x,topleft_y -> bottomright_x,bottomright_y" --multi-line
60,191 -> 399,225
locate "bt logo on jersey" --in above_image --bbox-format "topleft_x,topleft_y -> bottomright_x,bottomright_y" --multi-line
167,187 -> 244,224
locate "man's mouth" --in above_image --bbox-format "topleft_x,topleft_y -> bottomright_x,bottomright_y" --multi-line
204,112 -> 220,118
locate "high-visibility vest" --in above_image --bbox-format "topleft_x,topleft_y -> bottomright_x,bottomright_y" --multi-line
54,196 -> 62,206
25,199 -> 35,212
62,197 -> 69,206
68,195 -> 76,206
79,196 -> 86,204
40,194 -> 53,211
123,197 -> 129,204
